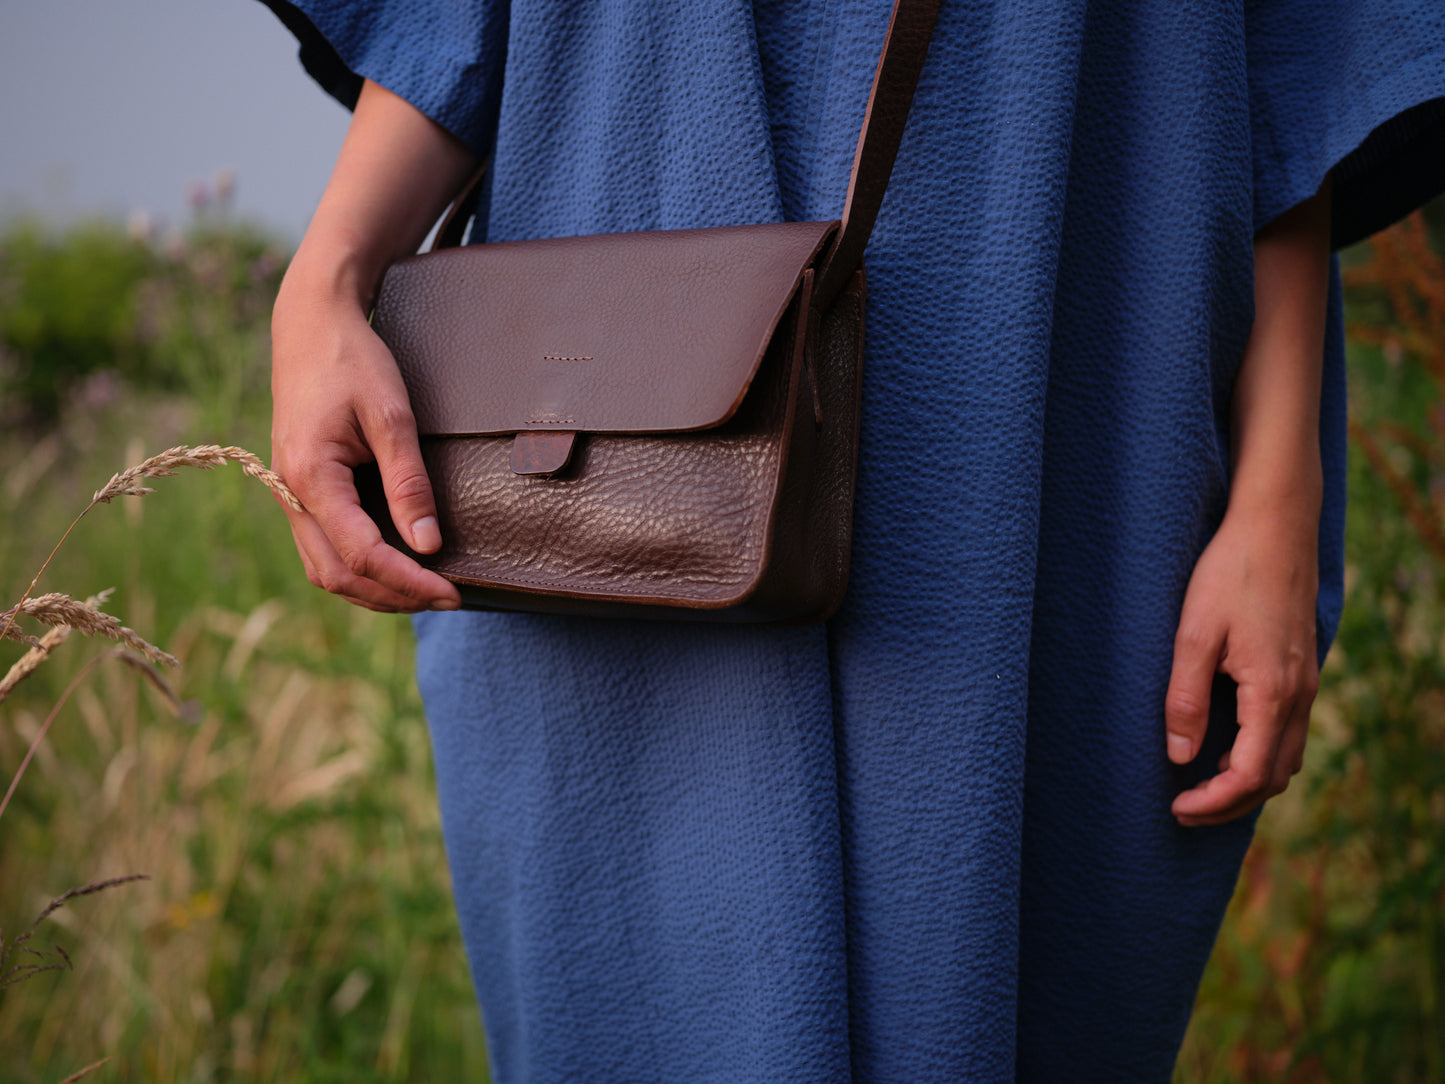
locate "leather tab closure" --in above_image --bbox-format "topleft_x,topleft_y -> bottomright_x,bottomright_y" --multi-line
510,430 -> 578,476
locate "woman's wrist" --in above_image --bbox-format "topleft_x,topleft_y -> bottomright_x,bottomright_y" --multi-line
1223,475 -> 1323,554
280,223 -> 393,315
279,80 -> 479,316
1225,178 -> 1332,532
1226,434 -> 1323,524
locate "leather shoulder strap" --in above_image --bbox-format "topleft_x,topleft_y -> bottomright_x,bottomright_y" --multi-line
813,0 -> 940,310
432,0 -> 940,277
432,158 -> 489,252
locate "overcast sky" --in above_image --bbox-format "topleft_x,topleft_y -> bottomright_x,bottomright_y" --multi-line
0,0 -> 351,244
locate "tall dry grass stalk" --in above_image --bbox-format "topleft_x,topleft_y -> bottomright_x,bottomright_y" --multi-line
1,589 -> 477,1079
0,445 -> 297,676
0,625 -> 74,700
0,446 -> 298,825
90,445 -> 299,509
3,594 -> 176,667
0,646 -> 191,823
0,444 -> 313,1078
1,875 -> 149,990
54,1058 -> 113,1084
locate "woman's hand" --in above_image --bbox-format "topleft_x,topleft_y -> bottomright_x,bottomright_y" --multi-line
271,274 -> 459,612
1165,496 -> 1320,825
1164,179 -> 1332,825
270,80 -> 477,612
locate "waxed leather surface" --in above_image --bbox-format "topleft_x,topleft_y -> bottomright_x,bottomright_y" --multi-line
374,221 -> 837,436
508,430 -> 577,476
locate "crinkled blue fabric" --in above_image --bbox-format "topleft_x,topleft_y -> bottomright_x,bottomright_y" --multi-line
261,1 -> 1445,1079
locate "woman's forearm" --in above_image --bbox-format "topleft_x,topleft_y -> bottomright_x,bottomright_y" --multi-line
268,79 -> 474,613
1228,179 -> 1332,527
282,79 -> 479,311
1164,178 -> 1332,825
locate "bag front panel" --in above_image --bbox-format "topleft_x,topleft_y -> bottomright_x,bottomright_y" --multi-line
398,300 -> 806,611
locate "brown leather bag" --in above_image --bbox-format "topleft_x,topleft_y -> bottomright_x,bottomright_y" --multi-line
359,0 -> 938,622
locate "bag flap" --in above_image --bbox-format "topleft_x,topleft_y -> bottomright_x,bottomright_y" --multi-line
372,220 -> 838,436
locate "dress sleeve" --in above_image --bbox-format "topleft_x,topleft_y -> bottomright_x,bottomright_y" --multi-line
1246,0 -> 1445,247
256,0 -> 508,156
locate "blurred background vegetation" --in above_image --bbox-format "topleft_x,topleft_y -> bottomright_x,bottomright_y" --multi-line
0,200 -> 1441,1082
0,210 -> 489,1082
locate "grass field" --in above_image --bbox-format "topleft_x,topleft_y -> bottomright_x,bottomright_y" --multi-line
1,210 -> 1442,1082
0,221 -> 489,1082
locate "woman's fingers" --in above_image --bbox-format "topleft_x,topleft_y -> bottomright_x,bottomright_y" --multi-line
1273,688 -> 1313,790
286,507 -> 427,612
284,453 -> 459,611
364,399 -> 445,555
1170,638 -> 1317,826
1164,612 -> 1225,764
1171,677 -> 1288,825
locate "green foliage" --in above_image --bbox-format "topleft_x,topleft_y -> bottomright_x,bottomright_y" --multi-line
0,223 -> 153,422
0,219 -> 489,1082
1294,216 -> 1445,1079
0,219 -> 284,428
1178,208 -> 1445,1083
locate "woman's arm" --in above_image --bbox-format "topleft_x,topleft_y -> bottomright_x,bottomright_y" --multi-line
1164,179 -> 1333,826
272,80 -> 477,611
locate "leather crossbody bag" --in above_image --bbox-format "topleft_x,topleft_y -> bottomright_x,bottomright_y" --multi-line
359,0 -> 938,622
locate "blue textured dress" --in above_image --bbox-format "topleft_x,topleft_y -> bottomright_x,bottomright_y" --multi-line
260,1 -> 1445,1079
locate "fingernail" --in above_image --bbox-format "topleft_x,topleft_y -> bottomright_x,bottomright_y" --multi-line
412,516 -> 441,552
433,597 -> 460,611
1167,733 -> 1194,763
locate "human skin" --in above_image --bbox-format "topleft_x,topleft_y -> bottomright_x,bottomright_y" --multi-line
1166,181 -> 1332,826
271,79 -> 1331,824
271,81 -> 473,613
